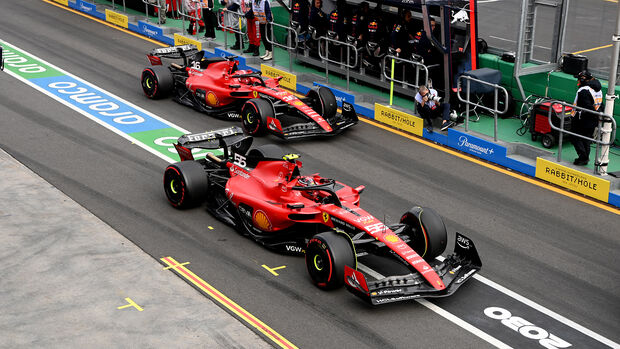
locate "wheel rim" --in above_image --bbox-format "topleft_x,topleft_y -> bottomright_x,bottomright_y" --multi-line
243,108 -> 260,134
164,169 -> 184,205
142,71 -> 157,97
313,254 -> 324,271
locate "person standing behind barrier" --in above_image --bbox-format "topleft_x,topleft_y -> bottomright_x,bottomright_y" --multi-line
571,71 -> 604,166
242,0 -> 261,56
415,85 -> 454,132
253,0 -> 274,60
291,0 -> 310,48
185,0 -> 204,34
201,0 -> 217,40
220,0 -> 244,50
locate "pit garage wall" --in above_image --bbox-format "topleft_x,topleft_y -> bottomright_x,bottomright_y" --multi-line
58,0 -> 620,208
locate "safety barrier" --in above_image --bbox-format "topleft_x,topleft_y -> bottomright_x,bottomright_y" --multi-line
457,74 -> 509,142
317,36 -> 359,90
141,0 -> 166,24
382,54 -> 429,91
541,100 -> 617,174
217,8 -> 247,49
177,0 -> 203,40
266,21 -> 298,70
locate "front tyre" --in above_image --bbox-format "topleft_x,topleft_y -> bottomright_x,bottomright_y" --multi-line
163,161 -> 209,208
241,98 -> 273,136
306,231 -> 355,290
400,206 -> 447,260
141,66 -> 173,99
306,86 -> 337,119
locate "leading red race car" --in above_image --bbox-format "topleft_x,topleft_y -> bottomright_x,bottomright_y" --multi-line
163,127 -> 482,305
140,45 -> 357,139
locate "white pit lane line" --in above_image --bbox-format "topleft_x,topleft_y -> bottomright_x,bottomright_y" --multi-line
3,39 -> 619,349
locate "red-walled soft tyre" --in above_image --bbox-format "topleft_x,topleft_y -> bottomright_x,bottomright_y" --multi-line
141,66 -> 173,99
241,98 -> 273,136
163,161 -> 208,209
306,231 -> 355,290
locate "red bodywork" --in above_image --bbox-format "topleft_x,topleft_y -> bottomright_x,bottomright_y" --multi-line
224,159 -> 445,291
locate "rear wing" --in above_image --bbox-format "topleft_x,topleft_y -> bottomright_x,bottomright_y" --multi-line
174,126 -> 253,161
147,44 -> 202,66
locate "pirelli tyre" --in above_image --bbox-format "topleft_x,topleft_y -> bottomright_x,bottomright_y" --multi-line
163,161 -> 209,208
400,206 -> 447,261
306,231 -> 355,290
306,86 -> 337,120
241,98 -> 273,136
141,66 -> 173,99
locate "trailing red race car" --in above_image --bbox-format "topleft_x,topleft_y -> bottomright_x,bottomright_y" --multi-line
141,45 -> 358,139
163,127 -> 482,305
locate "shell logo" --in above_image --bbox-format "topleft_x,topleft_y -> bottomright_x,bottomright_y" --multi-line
206,92 -> 219,106
385,234 -> 399,243
252,91 -> 259,98
253,210 -> 272,231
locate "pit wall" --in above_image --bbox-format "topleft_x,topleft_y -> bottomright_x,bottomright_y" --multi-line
56,0 -> 620,208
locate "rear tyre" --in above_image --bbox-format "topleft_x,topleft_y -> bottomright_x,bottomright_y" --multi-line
163,161 -> 209,208
541,133 -> 556,148
400,206 -> 447,261
241,98 -> 273,136
306,86 -> 337,119
306,231 -> 355,289
141,66 -> 173,99
246,144 -> 286,167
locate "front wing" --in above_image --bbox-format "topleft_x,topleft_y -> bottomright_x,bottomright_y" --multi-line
279,102 -> 358,139
344,233 -> 482,305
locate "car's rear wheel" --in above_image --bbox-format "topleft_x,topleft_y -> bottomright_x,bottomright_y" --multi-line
400,206 -> 447,261
306,86 -> 338,119
246,144 -> 286,167
163,161 -> 209,208
141,66 -> 173,99
241,98 -> 273,136
306,231 -> 355,290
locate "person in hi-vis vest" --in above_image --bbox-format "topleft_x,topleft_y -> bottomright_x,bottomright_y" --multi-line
571,70 -> 604,166
252,0 -> 273,60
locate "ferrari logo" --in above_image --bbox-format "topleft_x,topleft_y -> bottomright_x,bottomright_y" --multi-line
322,212 -> 330,223
252,91 -> 259,98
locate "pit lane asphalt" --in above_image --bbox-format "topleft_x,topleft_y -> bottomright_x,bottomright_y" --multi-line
1,1 -> 618,348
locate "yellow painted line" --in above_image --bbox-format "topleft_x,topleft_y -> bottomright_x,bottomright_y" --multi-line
262,264 -> 287,276
42,0 -> 166,47
117,297 -> 144,311
163,261 -> 189,270
45,0 -> 619,215
161,257 -> 297,349
572,44 -> 613,55
208,226 -> 214,230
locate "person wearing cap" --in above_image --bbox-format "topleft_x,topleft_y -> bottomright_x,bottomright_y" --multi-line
571,70 -> 603,166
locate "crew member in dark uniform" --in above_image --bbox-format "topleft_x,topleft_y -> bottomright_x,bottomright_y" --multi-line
572,71 -> 604,166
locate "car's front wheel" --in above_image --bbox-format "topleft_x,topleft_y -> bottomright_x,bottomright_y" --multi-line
400,206 -> 447,261
306,231 -> 355,289
241,98 -> 273,136
163,161 -> 209,208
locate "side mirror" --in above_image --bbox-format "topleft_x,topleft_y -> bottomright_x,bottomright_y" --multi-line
354,185 -> 365,194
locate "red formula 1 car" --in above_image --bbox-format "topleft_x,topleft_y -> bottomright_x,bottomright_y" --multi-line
163,127 -> 481,305
140,45 -> 358,139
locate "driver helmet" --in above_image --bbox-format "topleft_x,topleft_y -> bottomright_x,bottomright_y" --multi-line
297,176 -> 316,187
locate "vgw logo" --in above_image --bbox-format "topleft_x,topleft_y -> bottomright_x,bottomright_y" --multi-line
484,307 -> 571,349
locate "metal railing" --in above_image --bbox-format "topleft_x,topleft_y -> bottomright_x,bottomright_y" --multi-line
382,54 -> 430,90
266,21 -> 298,70
457,75 -> 509,142
217,8 -> 247,49
177,0 -> 204,40
542,100 -> 617,173
317,36 -> 359,89
141,0 -> 166,25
